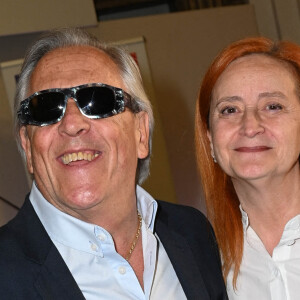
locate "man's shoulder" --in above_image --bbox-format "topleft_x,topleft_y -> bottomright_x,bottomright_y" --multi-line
0,195 -> 45,255
0,203 -> 29,258
0,213 -> 21,248
0,217 -> 54,298
155,200 -> 215,244
156,200 -> 209,226
0,197 -> 53,295
154,200 -> 227,299
0,213 -> 35,284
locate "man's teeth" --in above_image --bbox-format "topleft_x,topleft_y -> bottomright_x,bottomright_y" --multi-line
62,152 -> 99,165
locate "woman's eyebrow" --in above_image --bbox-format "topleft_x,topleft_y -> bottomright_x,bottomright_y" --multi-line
216,92 -> 287,105
215,96 -> 242,105
258,91 -> 287,100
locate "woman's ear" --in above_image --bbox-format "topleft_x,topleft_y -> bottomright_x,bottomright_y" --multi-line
207,130 -> 216,163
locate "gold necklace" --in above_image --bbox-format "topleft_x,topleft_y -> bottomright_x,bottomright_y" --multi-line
125,212 -> 142,261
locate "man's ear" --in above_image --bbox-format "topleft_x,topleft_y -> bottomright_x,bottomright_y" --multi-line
20,126 -> 34,174
136,111 -> 149,159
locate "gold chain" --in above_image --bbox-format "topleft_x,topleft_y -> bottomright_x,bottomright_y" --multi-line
125,212 -> 142,261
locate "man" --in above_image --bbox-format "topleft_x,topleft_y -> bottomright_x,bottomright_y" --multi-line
0,28 -> 227,299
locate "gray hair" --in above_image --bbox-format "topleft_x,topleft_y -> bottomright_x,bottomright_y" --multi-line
14,27 -> 154,184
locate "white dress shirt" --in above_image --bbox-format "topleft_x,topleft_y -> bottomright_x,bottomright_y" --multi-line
227,206 -> 300,300
30,183 -> 187,300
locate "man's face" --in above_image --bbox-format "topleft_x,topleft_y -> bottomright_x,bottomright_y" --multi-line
20,46 -> 149,221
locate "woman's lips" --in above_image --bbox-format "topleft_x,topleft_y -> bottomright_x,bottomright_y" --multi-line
234,146 -> 272,152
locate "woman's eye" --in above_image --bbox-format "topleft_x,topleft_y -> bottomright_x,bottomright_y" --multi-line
266,103 -> 283,111
220,107 -> 237,114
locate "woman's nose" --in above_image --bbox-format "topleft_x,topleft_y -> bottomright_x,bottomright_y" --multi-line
239,108 -> 265,138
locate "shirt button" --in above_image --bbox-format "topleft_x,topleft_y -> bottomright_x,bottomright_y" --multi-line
90,243 -> 98,251
287,240 -> 296,246
119,266 -> 126,275
97,233 -> 106,241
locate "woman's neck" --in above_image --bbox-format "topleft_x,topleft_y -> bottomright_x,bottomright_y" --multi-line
232,164 -> 300,255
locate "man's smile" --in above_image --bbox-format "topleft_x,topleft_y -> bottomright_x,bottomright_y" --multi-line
61,151 -> 100,165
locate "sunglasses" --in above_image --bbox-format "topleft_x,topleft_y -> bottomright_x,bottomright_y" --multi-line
17,83 -> 138,126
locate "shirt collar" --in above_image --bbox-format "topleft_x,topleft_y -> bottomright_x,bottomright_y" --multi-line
279,215 -> 300,246
136,185 -> 158,231
239,203 -> 300,245
239,204 -> 249,231
29,181 -> 158,255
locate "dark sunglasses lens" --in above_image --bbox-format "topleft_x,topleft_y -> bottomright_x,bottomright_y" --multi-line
76,87 -> 116,116
29,92 -> 65,123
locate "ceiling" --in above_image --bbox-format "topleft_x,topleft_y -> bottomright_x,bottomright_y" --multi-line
94,0 -> 249,21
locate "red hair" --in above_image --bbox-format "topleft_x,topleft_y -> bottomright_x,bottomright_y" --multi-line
195,37 -> 300,287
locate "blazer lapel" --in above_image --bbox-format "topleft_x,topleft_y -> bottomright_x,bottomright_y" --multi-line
15,197 -> 85,299
155,213 -> 210,300
34,245 -> 85,299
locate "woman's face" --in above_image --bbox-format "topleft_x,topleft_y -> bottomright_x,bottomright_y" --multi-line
208,54 -> 300,181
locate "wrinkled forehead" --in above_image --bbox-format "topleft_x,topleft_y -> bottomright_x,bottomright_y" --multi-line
212,53 -> 300,99
29,46 -> 125,95
228,54 -> 299,87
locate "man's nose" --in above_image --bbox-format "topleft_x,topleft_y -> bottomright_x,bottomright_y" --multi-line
239,108 -> 264,138
58,99 -> 91,136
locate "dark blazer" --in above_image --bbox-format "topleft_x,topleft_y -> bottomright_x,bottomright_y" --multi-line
0,196 -> 227,300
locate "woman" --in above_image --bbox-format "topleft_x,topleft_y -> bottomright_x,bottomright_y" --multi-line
195,37 -> 300,299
